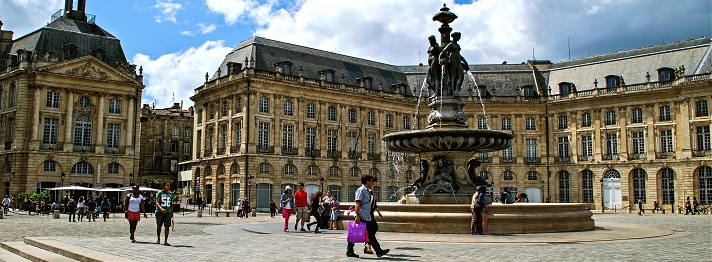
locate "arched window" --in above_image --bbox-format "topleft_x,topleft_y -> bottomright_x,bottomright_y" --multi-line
657,68 -> 675,82
72,162 -> 93,175
43,160 -> 56,172
64,44 -> 77,59
231,164 -> 239,174
259,162 -> 270,174
582,169 -> 594,202
350,167 -> 360,178
217,165 -> 225,176
284,164 -> 295,176
92,49 -> 105,61
697,166 -> 711,204
205,166 -> 212,176
503,171 -> 513,180
73,115 -> 92,147
329,166 -> 339,177
559,171 -> 570,203
604,169 -> 621,178
632,168 -> 646,203
307,165 -> 317,176
661,168 -> 675,204
527,171 -> 538,181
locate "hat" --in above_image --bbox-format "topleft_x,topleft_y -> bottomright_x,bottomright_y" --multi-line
285,186 -> 292,190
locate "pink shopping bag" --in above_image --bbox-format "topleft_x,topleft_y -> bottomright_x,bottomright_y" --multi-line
347,220 -> 367,243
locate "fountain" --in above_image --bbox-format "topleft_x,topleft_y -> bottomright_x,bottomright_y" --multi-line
342,4 -> 595,234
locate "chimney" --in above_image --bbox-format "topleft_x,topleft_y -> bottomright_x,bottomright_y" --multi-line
65,0 -> 73,12
143,104 -> 150,110
77,0 -> 87,13
173,102 -> 180,109
189,106 -> 194,116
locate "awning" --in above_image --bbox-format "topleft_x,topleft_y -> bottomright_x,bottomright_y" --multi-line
119,186 -> 161,192
49,186 -> 97,191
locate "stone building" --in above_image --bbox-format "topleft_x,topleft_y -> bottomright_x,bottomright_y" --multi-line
139,103 -> 193,188
0,0 -> 144,196
192,36 -> 711,212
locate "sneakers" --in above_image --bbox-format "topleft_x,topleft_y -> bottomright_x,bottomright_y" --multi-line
346,252 -> 359,258
294,224 -> 297,230
306,224 -> 311,231
300,228 -> 307,232
363,248 -> 374,254
376,249 -> 390,257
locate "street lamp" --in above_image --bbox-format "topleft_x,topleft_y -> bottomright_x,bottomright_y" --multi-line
129,173 -> 134,186
600,178 -> 605,214
60,172 -> 65,186
320,177 -> 325,190
540,180 -> 545,203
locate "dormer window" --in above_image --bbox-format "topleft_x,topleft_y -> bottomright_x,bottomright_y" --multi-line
226,62 -> 242,74
364,78 -> 373,89
522,85 -> 537,96
92,49 -> 105,61
322,70 -> 335,82
559,82 -> 573,95
64,44 -> 78,59
658,68 -> 675,82
16,50 -> 25,62
476,86 -> 490,97
277,62 -> 293,75
605,75 -> 620,88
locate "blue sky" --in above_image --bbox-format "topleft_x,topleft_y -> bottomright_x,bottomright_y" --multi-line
2,0 -> 710,108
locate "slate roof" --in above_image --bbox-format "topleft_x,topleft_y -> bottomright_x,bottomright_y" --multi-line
144,104 -> 192,118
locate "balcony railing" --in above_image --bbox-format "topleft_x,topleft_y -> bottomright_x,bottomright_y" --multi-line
104,146 -> 125,154
327,150 -> 341,158
555,156 -> 571,163
40,143 -> 63,151
524,157 -> 541,164
478,157 -> 491,163
655,152 -> 675,159
257,146 -> 273,154
403,155 -> 416,164
347,150 -> 360,159
578,155 -> 593,161
73,144 -> 93,152
305,148 -> 320,157
203,148 -> 213,157
628,153 -> 646,160
367,152 -> 380,161
602,154 -> 619,160
230,146 -> 241,154
500,157 -> 514,164
692,150 -> 710,157
282,146 -> 297,155
217,148 -> 226,155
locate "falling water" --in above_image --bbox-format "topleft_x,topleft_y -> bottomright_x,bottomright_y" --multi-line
412,78 -> 428,130
442,182 -> 458,203
466,71 -> 489,128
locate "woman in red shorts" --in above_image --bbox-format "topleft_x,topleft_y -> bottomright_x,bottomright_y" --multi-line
123,185 -> 147,243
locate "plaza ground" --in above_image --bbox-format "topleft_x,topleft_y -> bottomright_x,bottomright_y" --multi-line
0,208 -> 710,261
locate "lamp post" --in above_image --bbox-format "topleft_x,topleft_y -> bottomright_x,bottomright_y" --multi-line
60,172 -> 65,186
540,180 -> 545,203
600,178 -> 605,214
320,177 -> 325,191
129,173 -> 134,186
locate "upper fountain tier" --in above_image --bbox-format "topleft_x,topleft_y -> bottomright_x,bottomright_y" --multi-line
383,4 -> 514,154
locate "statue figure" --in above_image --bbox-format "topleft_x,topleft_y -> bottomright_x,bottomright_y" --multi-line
438,32 -> 469,97
424,156 -> 457,193
467,159 -> 490,187
411,160 -> 429,189
425,35 -> 442,98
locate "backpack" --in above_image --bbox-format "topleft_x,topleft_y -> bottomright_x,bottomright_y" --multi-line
67,200 -> 76,209
476,193 -> 486,206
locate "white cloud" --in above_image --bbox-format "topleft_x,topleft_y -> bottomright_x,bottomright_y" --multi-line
205,0 -> 257,25
132,41 -> 233,108
180,30 -> 195,36
198,23 -> 217,34
153,0 -> 183,23
0,0 -> 63,37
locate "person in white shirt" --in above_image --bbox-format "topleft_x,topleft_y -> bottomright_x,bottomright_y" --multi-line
123,185 -> 146,243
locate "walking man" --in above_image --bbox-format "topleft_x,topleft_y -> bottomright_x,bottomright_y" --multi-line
86,196 -> 97,222
156,182 -> 174,246
637,199 -> 644,215
346,175 -> 389,258
294,183 -> 309,231
67,197 -> 77,222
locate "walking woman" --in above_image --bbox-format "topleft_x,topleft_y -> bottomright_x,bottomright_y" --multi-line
123,185 -> 147,243
269,199 -> 277,218
470,186 -> 489,235
281,186 -> 294,232
101,197 -> 111,221
306,191 -> 323,233
76,197 -> 85,222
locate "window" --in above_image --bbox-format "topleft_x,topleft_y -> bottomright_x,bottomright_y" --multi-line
109,98 -> 121,114
698,166 -> 712,204
282,125 -> 294,150
222,101 -> 228,117
696,126 -> 711,152
581,113 -> 592,127
184,127 -> 191,138
661,168 -> 675,204
324,71 -> 335,82
522,86 -> 536,96
231,164 -> 239,175
72,162 -> 93,175
477,118 -> 488,129
259,97 -> 269,113
208,104 -> 215,119
46,92 -> 60,108
527,171 -> 538,181
501,146 -> 512,159
367,111 -> 375,126
388,170 -> 396,180
364,78 -> 372,89
582,170 -> 594,202
259,163 -> 270,174
172,126 -> 179,136
328,106 -> 337,121
632,131 -> 645,155
305,127 -> 316,152
307,165 -> 317,176
306,103 -> 316,119
108,163 -> 119,174
347,131 -> 357,155
9,84 -> 16,108
349,109 -> 357,123
43,161 -> 56,172
405,170 -> 414,182
660,130 -> 673,153
79,96 -> 90,108
559,171 -> 570,203
525,118 -> 536,130
631,108 -> 644,124
42,118 -> 59,146
559,82 -> 572,95
258,122 -> 269,149
220,125 -> 227,149
350,167 -> 360,178
283,100 -> 293,116
605,110 -> 617,125
329,166 -> 339,177
6,118 -> 14,143
367,133 -> 376,156
558,115 -> 568,130
183,142 -> 191,155
327,129 -> 338,154
404,116 -> 411,130
605,75 -> 620,88
106,123 -> 120,149
503,171 -> 513,180
479,171 -> 489,180
659,105 -> 671,121
73,115 -> 92,147
606,133 -> 618,156
658,68 -> 674,82
526,139 -> 537,158
235,98 -> 242,113
64,44 -> 77,59
696,100 -> 709,117
280,63 -> 292,75
197,109 -> 203,123
284,164 -> 295,176
370,168 -> 379,178
581,135 -> 593,157
385,114 -> 393,128
234,122 -> 241,148
632,169 -> 646,203
558,137 -> 569,158
501,117 -> 511,130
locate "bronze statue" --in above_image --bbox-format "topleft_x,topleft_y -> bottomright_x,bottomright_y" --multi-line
424,156 -> 457,193
412,160 -> 429,189
467,159 -> 490,187
439,32 -> 469,97
426,35 -> 442,98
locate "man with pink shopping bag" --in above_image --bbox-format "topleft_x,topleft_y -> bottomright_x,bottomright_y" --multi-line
346,175 -> 389,258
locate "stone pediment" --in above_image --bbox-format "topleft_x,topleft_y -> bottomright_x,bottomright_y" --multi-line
39,56 -> 141,84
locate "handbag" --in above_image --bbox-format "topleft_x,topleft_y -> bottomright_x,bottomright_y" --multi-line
346,220 -> 367,243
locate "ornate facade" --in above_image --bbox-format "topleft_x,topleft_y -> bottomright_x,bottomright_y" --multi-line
193,37 -> 712,212
139,103 -> 193,187
0,1 -> 144,196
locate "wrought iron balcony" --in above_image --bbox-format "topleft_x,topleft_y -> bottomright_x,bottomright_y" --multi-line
282,146 -> 297,155
602,154 -> 619,160
692,150 -> 710,157
305,148 -> 320,157
524,157 -> 541,165
217,148 -> 226,155
203,148 -> 213,157
230,146 -> 241,154
104,146 -> 125,154
367,152 -> 380,161
628,153 -> 646,160
347,150 -> 360,159
40,143 -> 63,151
500,157 -> 514,164
555,156 -> 571,163
327,150 -> 340,159
578,155 -> 593,161
257,146 -> 273,154
73,144 -> 93,152
403,154 -> 416,164
655,152 -> 675,159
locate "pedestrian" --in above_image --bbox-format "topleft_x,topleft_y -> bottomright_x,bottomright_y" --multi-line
269,199 -> 277,218
2,195 -> 9,213
77,196 -> 85,221
196,195 -> 203,211
67,197 -> 77,222
306,192 -> 324,233
236,198 -> 243,217
637,199 -> 644,215
653,201 -> 660,214
346,175 -> 389,258
471,186 -> 488,234
86,196 -> 97,222
692,197 -> 700,215
241,198 -> 250,218
155,182 -> 174,246
293,183 -> 309,231
216,199 -> 223,211
101,197 -> 111,221
123,185 -> 147,243
329,195 -> 340,230
684,197 -> 692,215
10,195 -> 16,211
281,186 -> 294,232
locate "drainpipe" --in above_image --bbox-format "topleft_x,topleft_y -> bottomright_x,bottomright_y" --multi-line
244,77 -> 251,200
545,102 -> 551,202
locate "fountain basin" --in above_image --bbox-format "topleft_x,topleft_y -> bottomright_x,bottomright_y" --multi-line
339,202 -> 594,234
383,128 -> 514,154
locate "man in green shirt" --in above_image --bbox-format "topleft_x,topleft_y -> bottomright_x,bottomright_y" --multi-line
155,182 -> 174,246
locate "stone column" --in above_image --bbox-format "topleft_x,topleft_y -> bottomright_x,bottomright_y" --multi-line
274,95 -> 281,154
645,105 -> 655,158
31,86 -> 41,142
676,99 -> 691,158
570,113 -> 579,162
64,91 -> 74,151
592,110 -> 601,161
126,97 -> 135,148
617,107 -> 628,158
95,94 -> 105,153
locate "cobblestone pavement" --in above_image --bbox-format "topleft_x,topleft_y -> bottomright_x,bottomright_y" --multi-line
1,210 -> 710,261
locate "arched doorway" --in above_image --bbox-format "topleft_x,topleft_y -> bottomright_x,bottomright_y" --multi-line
603,169 -> 622,210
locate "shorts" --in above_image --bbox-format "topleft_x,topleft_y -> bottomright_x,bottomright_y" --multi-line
331,210 -> 341,220
127,211 -> 141,222
295,206 -> 310,221
77,208 -> 85,214
156,212 -> 173,228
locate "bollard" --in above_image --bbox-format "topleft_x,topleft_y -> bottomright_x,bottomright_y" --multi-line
53,210 -> 60,219
676,206 -> 681,214
252,209 -> 257,217
626,206 -> 631,214
197,210 -> 203,218
0,211 -> 3,219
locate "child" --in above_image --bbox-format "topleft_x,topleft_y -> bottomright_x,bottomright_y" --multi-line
329,195 -> 340,230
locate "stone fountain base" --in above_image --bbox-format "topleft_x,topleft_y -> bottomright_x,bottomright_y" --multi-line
339,202 -> 594,234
